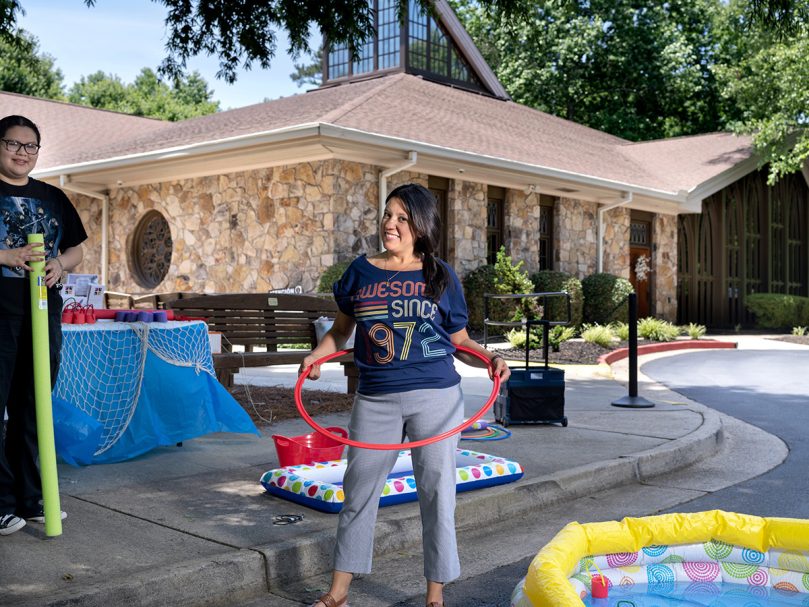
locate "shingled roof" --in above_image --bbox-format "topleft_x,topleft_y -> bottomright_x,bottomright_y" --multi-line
0,91 -> 166,168
0,73 -> 754,202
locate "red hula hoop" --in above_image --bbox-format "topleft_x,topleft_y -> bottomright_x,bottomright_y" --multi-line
294,345 -> 501,450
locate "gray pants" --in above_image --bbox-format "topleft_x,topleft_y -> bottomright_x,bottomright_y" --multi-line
333,384 -> 464,583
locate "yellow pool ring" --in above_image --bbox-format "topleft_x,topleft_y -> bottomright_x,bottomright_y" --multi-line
522,510 -> 809,607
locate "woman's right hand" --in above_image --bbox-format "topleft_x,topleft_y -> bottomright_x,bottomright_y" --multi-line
0,243 -> 45,271
298,354 -> 321,381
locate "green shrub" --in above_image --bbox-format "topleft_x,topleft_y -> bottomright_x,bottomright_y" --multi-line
685,323 -> 707,340
745,293 -> 809,329
792,326 -> 808,336
637,317 -> 681,342
494,247 -> 541,321
464,265 -> 506,331
530,270 -> 584,327
505,325 -> 575,352
610,321 -> 630,341
580,324 -> 616,348
505,326 -> 543,350
317,260 -> 351,293
581,273 -> 634,325
549,325 -> 576,352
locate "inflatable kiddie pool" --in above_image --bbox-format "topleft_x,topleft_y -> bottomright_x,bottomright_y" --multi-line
261,447 -> 523,513
511,510 -> 809,607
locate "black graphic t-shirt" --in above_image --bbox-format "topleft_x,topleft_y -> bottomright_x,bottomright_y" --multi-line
0,178 -> 88,316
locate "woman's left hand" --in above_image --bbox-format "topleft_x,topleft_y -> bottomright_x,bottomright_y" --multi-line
44,258 -> 62,288
489,356 -> 511,382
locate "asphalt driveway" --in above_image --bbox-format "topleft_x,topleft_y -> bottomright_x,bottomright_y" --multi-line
641,346 -> 809,518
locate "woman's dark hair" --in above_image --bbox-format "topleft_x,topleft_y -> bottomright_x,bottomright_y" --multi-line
386,183 -> 449,301
0,115 -> 41,143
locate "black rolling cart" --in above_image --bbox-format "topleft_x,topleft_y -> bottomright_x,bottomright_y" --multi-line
484,292 -> 570,428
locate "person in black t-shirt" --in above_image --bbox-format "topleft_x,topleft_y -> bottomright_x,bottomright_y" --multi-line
0,115 -> 87,536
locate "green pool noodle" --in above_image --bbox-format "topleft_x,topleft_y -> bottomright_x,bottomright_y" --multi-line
27,233 -> 62,537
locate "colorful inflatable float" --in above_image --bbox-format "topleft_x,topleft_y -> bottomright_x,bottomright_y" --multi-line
261,448 -> 523,513
511,510 -> 809,607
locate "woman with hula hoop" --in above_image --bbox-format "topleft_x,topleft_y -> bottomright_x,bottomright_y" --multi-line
299,184 -> 510,607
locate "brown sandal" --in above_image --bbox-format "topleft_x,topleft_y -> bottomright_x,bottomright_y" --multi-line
311,592 -> 348,607
427,603 -> 443,607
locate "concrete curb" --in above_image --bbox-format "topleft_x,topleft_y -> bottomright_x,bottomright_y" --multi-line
599,340 -> 738,365
18,550 -> 268,607
631,407 -> 724,478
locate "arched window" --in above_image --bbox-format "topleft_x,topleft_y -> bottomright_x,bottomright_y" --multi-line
131,210 -> 172,289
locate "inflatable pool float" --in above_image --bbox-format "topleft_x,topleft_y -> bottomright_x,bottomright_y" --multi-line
511,510 -> 809,607
261,448 -> 523,513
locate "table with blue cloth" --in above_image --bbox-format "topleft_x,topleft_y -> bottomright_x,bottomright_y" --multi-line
53,320 -> 259,465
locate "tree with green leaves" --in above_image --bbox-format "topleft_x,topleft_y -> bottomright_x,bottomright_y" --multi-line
291,49 -> 323,89
713,0 -> 809,183
0,28 -> 64,99
456,0 -> 731,142
1,1 -> 532,84
68,68 -> 219,121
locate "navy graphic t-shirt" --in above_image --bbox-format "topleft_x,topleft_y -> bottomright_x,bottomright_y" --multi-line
0,178 -> 88,316
333,255 -> 469,395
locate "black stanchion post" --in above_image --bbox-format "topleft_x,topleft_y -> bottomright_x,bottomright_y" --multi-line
612,292 -> 654,408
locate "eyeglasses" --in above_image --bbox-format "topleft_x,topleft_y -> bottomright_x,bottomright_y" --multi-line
1,139 -> 41,155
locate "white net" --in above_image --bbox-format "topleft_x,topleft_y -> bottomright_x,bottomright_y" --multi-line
54,320 -> 215,455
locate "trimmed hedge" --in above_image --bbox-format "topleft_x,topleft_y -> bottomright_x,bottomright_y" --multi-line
581,272 -> 634,325
317,260 -> 351,293
745,293 -> 809,329
530,270 -> 583,327
463,264 -> 513,331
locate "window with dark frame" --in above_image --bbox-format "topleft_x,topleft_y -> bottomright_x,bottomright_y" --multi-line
327,46 -> 350,81
539,195 -> 556,271
377,0 -> 399,69
325,0 -> 485,93
408,0 -> 481,89
630,221 -> 650,246
428,176 -> 449,261
487,186 -> 505,265
131,210 -> 173,289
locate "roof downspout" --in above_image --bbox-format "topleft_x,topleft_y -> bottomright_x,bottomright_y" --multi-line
59,175 -> 109,286
597,191 -> 633,273
378,151 -> 418,251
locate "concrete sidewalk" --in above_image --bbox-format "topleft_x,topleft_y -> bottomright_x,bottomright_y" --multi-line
0,336 -> 794,607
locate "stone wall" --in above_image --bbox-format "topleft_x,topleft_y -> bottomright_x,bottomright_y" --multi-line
79,160 -> 380,294
450,180 -> 487,276
555,198 -> 598,277
602,206 -> 631,278
66,192 -> 103,280
653,213 -> 678,321
505,190 -> 541,274
63,165 -> 679,322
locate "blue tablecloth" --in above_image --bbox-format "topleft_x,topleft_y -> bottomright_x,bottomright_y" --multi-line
54,320 -> 259,464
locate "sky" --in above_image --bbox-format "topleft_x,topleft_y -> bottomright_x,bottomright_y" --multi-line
18,0 -> 319,110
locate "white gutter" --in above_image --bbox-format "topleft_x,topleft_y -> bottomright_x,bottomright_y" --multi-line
34,122 -> 690,205
34,123 -> 323,180
59,175 -> 109,286
378,151 -> 418,251
597,192 -> 633,273
320,124 -> 690,204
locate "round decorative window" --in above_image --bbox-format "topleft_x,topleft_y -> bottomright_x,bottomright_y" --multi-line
131,210 -> 173,289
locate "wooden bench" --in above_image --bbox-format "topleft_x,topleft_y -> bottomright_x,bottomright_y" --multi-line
168,293 -> 357,391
